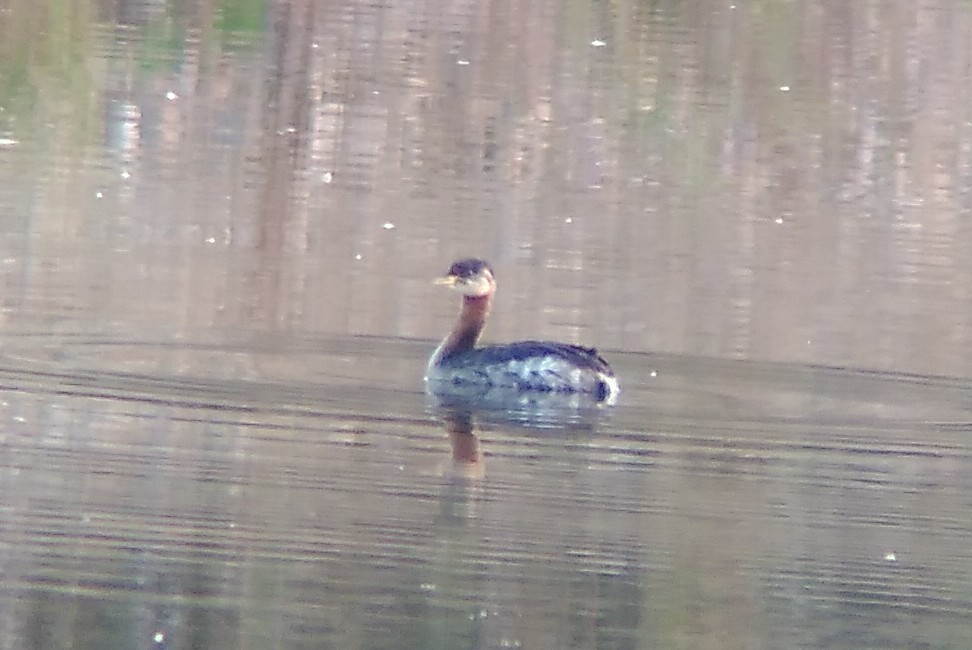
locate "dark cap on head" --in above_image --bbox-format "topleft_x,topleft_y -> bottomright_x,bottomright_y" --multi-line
448,258 -> 494,278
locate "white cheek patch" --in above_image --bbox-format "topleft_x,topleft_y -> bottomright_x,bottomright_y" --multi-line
457,276 -> 492,297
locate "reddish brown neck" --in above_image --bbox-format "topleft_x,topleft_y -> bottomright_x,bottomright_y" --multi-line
430,291 -> 493,366
451,293 -> 492,351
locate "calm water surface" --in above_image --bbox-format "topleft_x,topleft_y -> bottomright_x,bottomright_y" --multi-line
2,0 -> 972,648
2,334 -> 971,649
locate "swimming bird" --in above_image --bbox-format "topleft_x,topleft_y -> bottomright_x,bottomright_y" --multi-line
426,258 -> 619,403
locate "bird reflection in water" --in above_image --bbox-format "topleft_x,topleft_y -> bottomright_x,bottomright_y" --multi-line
428,389 -> 610,481
440,406 -> 485,479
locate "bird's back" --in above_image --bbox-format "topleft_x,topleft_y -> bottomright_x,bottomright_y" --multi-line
430,340 -> 618,401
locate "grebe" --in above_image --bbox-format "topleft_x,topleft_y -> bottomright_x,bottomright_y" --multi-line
426,258 -> 619,403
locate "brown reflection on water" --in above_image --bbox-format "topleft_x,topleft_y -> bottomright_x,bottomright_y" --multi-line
442,410 -> 485,477
0,1 -> 970,375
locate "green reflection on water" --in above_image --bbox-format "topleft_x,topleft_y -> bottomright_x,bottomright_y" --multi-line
217,0 -> 267,36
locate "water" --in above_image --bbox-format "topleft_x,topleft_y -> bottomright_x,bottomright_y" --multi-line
2,0 -> 972,648
1,335 -> 970,649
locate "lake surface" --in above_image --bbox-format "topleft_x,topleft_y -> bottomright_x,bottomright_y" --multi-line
2,1 -> 972,648
3,334 -> 971,649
